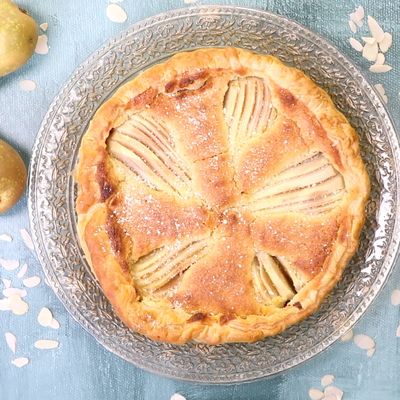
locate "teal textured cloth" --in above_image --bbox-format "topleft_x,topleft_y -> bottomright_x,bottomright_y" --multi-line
0,1 -> 399,399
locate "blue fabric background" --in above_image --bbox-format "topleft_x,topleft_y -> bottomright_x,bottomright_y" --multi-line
1,1 -> 399,399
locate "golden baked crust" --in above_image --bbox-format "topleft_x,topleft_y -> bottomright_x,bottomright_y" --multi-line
75,48 -> 370,344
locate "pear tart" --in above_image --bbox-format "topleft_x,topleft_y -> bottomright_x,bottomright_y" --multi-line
76,48 -> 369,344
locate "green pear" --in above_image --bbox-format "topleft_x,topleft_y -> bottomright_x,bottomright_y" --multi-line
0,0 -> 38,77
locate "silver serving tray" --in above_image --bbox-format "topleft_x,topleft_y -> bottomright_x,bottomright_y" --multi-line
28,6 -> 400,383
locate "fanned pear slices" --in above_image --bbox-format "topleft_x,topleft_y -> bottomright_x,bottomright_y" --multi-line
108,113 -> 192,197
132,235 -> 209,293
244,153 -> 345,215
224,77 -> 272,153
252,252 -> 295,304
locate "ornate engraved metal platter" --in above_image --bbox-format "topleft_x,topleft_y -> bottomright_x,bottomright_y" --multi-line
28,6 -> 400,383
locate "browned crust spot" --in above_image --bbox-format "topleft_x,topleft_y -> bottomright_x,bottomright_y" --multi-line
96,161 -> 114,202
187,312 -> 207,323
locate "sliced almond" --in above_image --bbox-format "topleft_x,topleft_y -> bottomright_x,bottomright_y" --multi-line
49,318 -> 60,330
308,388 -> 324,400
3,287 -> 27,298
17,263 -> 28,278
375,53 -> 385,65
19,80 -> 36,92
362,42 -> 379,62
20,229 -> 34,251
321,374 -> 335,387
340,329 -> 353,341
11,357 -> 29,368
106,4 -> 127,23
170,394 -> 186,400
37,307 -> 53,327
5,332 -> 16,353
368,16 -> 385,42
1,278 -> 11,288
367,347 -> 376,357
324,386 -> 344,400
354,333 -> 375,350
349,37 -> 363,52
362,36 -> 376,44
35,34 -> 49,55
8,294 -> 29,315
0,297 -> 11,311
23,276 -> 41,288
40,22 -> 48,31
391,289 -> 400,306
379,32 -> 392,52
34,339 -> 59,349
0,259 -> 19,271
348,20 -> 357,33
355,5 -> 364,20
0,234 -> 12,242
369,64 -> 392,73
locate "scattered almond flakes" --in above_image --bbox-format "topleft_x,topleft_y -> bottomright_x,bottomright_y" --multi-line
354,333 -> 375,350
379,32 -> 392,53
106,3 -> 127,23
321,374 -> 335,387
349,37 -> 363,51
3,288 -> 27,298
35,34 -> 49,55
369,64 -> 392,73
19,80 -> 36,92
1,278 -> 11,288
39,22 -> 48,31
367,347 -> 376,357
34,339 -> 59,350
11,357 -> 29,368
9,294 -> 29,315
20,229 -> 34,251
324,386 -> 344,400
0,259 -> 19,271
5,332 -> 16,353
23,276 -> 41,288
362,42 -> 378,62
375,52 -> 385,65
37,307 -> 53,327
49,318 -> 60,330
0,297 -> 11,311
348,20 -> 357,33
391,289 -> 400,306
170,394 -> 186,400
374,83 -> 388,104
17,264 -> 28,279
342,329 -> 355,343
0,234 -> 12,242
368,15 -> 385,42
308,388 -> 324,400
362,36 -> 375,44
